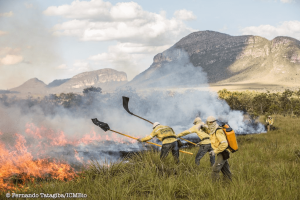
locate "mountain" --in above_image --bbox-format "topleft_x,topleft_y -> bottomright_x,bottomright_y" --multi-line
9,68 -> 128,96
49,68 -> 127,93
47,79 -> 70,88
10,78 -> 47,94
127,31 -> 300,89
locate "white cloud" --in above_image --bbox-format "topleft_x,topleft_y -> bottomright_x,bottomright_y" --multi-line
88,43 -> 158,80
44,0 -> 197,80
174,9 -> 197,21
45,0 -> 196,46
0,47 -> 21,56
0,55 -> 23,65
56,64 -> 68,69
71,60 -> 92,72
0,11 -> 13,17
280,0 -> 294,3
0,31 -> 8,36
241,21 -> 300,40
43,0 -> 112,20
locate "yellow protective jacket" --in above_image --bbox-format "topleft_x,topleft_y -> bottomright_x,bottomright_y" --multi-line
266,118 -> 274,125
141,125 -> 177,144
202,126 -> 229,155
177,123 -> 211,145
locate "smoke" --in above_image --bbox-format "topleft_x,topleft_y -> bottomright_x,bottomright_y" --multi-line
0,0 -> 63,89
0,44 -> 266,170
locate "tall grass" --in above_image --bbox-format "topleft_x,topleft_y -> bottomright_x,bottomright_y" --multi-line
1,115 -> 299,199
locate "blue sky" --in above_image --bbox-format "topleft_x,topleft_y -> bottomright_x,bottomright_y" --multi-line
0,0 -> 299,89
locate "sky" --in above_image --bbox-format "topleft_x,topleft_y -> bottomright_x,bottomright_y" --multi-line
0,0 -> 299,90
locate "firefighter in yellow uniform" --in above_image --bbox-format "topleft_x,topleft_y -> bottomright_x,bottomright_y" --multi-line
266,116 -> 274,132
201,116 -> 232,181
138,122 -> 179,163
177,117 -> 215,166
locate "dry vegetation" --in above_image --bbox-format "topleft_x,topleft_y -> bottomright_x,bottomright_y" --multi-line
1,115 -> 299,200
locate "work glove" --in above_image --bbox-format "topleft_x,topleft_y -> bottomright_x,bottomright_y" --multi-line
209,150 -> 215,157
196,143 -> 201,147
137,139 -> 142,143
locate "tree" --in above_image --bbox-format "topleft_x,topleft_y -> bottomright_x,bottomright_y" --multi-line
83,86 -> 102,94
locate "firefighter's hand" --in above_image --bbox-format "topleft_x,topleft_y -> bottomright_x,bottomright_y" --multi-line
137,139 -> 142,143
196,143 -> 201,147
209,150 -> 215,157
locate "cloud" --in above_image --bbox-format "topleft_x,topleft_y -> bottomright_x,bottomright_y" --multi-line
44,0 -> 197,81
43,0 -> 112,20
0,31 -> 8,36
174,9 -> 197,21
280,0 -> 294,3
24,3 -> 34,8
70,60 -> 92,73
88,43 -> 155,80
0,47 -> 21,56
56,64 -> 68,69
241,21 -> 300,40
0,11 -> 13,17
0,55 -> 23,65
45,0 -> 195,46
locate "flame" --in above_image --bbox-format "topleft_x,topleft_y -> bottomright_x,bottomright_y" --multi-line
0,122 -> 139,191
0,134 -> 75,191
73,149 -> 84,163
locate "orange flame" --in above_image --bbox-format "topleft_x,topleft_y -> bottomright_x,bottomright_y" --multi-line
0,122 -> 139,191
0,134 -> 75,191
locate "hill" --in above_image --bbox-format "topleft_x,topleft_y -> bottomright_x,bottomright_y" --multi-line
127,31 -> 300,91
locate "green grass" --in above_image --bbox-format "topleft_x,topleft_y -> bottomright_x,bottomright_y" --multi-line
1,115 -> 300,199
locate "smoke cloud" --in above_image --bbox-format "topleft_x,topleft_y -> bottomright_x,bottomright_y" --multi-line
0,0 -> 63,90
0,49 -> 265,167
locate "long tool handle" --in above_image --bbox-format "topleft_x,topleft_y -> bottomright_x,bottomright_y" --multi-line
122,96 -> 196,147
179,137 -> 197,146
110,129 -> 193,155
132,114 -> 153,124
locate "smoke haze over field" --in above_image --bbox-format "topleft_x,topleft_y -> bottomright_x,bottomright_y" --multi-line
0,48 -> 265,167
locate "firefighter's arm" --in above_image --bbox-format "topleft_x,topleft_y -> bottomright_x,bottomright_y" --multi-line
177,129 -> 192,138
270,119 -> 274,125
141,130 -> 156,142
214,129 -> 228,155
200,124 -> 209,134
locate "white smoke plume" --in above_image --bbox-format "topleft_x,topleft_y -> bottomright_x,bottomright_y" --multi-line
0,43 -> 265,169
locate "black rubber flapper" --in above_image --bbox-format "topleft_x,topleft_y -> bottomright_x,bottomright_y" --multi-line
91,118 -> 110,132
122,96 -> 133,115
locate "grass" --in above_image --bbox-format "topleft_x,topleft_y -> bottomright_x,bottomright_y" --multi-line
1,115 -> 300,199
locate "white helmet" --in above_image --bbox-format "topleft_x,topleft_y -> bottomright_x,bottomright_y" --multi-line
193,117 -> 202,125
153,122 -> 160,129
206,116 -> 216,122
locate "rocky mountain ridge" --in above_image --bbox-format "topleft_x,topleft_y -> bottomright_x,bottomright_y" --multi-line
10,68 -> 128,95
127,31 -> 300,89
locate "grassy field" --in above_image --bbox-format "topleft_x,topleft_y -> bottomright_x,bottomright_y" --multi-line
1,115 -> 300,200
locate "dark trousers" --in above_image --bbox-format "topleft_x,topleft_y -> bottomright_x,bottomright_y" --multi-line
212,153 -> 232,181
160,141 -> 179,163
195,144 -> 215,166
267,124 -> 273,132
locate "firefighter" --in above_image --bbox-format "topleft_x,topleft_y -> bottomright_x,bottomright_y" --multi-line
201,116 -> 232,181
138,122 -> 179,163
177,117 -> 215,166
266,115 -> 274,132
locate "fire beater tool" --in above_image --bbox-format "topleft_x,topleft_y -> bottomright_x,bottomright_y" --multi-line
91,118 -> 193,155
122,96 -> 197,146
